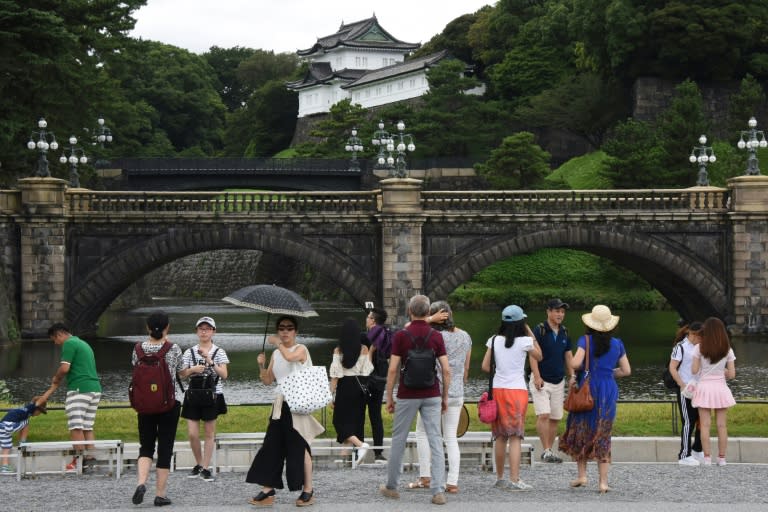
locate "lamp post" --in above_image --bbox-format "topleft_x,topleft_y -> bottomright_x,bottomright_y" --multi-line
94,117 -> 113,148
737,116 -> 767,175
689,134 -> 716,186
391,120 -> 416,178
60,135 -> 88,188
91,116 -> 113,169
26,117 -> 59,177
371,120 -> 394,173
344,127 -> 364,171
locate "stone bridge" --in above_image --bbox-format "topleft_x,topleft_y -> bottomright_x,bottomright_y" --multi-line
1,176 -> 767,338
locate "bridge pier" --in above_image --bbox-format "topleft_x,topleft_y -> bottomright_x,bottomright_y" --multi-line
17,178 -> 68,337
728,176 -> 768,334
379,178 -> 426,327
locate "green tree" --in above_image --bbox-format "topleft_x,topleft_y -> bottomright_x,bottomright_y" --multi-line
204,46 -> 258,112
726,75 -> 767,139
0,0 -> 146,183
516,72 -> 627,148
601,118 -> 664,188
570,1 -> 768,82
294,99 -> 368,158
416,10 -> 489,75
407,59 -> 510,160
225,80 -> 298,157
476,132 -> 551,189
118,40 -> 226,154
603,79 -> 709,188
655,79 -> 709,186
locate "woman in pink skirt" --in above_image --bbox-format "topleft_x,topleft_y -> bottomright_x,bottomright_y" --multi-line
691,317 -> 736,466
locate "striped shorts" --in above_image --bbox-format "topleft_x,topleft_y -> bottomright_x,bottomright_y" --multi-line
0,419 -> 28,449
65,391 -> 102,431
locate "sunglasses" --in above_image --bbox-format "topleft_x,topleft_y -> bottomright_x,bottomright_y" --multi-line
277,325 -> 296,331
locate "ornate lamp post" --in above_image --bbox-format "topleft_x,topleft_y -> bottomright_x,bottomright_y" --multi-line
344,127 -> 364,171
60,135 -> 88,188
91,116 -> 113,169
689,134 -> 716,186
26,117 -> 59,177
391,120 -> 416,178
94,117 -> 113,148
371,120 -> 394,173
737,116 -> 767,175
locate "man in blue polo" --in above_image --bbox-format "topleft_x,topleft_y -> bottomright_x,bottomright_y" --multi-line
529,299 -> 572,463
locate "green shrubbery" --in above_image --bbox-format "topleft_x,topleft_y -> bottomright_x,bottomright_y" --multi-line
448,248 -> 665,311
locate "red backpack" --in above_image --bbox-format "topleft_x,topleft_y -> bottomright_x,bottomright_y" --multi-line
129,342 -> 176,415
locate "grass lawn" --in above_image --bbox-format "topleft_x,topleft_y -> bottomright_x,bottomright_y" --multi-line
6,401 -> 766,443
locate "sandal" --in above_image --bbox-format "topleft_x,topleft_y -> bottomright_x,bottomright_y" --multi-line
445,484 -> 459,494
248,489 -> 276,506
407,477 -> 430,489
295,490 -> 315,507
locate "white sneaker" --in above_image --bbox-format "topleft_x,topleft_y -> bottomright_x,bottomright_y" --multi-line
692,450 -> 704,462
717,457 -> 727,467
678,456 -> 700,466
356,442 -> 370,463
508,479 -> 533,491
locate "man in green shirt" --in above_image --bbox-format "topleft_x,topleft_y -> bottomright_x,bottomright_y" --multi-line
46,323 -> 102,471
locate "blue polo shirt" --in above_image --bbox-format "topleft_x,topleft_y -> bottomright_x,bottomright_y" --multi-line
532,322 -> 571,384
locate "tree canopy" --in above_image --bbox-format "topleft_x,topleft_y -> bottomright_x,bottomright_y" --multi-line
2,0 -> 768,189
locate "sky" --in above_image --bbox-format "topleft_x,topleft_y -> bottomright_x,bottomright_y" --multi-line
130,0 -> 492,54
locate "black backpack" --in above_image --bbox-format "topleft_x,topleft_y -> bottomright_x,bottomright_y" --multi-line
662,343 -> 683,389
400,328 -> 437,389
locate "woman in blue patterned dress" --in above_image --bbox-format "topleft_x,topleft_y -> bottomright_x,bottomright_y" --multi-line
559,305 -> 631,494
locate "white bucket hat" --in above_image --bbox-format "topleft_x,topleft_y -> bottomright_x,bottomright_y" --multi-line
581,305 -> 619,332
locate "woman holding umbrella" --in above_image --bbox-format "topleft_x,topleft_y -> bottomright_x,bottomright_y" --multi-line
246,315 -> 324,507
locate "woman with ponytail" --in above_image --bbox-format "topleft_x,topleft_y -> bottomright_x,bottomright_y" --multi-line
130,312 -> 184,507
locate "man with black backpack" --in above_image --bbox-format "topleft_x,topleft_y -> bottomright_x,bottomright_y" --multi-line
379,295 -> 450,506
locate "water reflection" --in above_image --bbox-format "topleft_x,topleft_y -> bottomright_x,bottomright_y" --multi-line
2,300 -> 767,403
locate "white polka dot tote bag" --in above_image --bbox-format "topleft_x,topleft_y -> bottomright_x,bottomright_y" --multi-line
280,364 -> 333,415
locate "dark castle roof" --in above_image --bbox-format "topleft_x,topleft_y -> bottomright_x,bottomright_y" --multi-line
296,16 -> 420,56
286,63 -> 367,90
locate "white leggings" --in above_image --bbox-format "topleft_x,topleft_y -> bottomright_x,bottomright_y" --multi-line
415,403 -> 462,486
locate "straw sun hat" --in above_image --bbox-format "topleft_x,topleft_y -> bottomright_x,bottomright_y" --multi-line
581,305 -> 620,332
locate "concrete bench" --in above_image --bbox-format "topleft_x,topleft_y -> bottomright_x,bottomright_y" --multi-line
18,440 -> 123,480
213,433 -> 266,473
405,431 -> 533,472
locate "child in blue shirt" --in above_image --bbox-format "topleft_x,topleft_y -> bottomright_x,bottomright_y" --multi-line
1,396 -> 48,474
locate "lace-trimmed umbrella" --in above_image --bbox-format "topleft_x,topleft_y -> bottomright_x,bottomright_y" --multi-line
223,284 -> 318,351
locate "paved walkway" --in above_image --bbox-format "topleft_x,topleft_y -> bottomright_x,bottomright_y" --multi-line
2,460 -> 766,511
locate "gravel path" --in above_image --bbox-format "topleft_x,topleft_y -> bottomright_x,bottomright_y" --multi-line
2,460 -> 767,512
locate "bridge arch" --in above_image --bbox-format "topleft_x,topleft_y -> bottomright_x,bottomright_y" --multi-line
425,226 -> 728,321
67,226 -> 377,333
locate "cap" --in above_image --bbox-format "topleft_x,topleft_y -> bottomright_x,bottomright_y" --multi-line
501,305 -> 526,322
195,316 -> 216,329
546,298 -> 569,310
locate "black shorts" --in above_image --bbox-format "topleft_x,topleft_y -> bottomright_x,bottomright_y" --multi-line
181,393 -> 227,421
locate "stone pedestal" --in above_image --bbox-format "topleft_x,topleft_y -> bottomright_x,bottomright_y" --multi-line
379,178 -> 425,327
17,177 -> 68,337
727,176 -> 768,334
